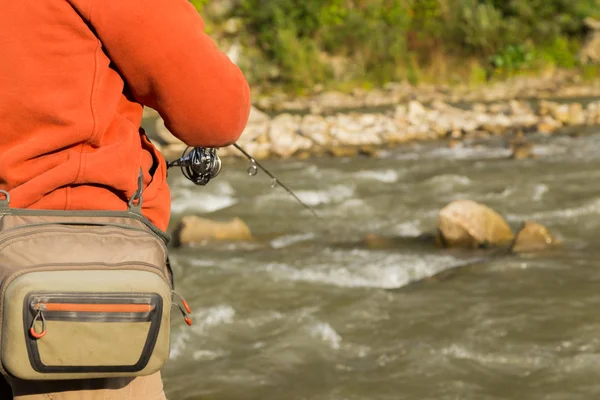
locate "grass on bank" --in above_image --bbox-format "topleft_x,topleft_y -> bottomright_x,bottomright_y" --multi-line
191,0 -> 600,96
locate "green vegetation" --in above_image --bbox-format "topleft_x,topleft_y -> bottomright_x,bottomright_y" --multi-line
195,0 -> 600,94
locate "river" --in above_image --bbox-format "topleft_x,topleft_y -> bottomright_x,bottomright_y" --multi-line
160,129 -> 600,400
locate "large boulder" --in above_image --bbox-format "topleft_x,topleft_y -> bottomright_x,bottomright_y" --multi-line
172,216 -> 252,247
436,200 -> 515,248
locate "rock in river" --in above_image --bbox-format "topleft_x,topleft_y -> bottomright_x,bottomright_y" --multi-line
172,215 -> 253,247
511,221 -> 559,253
436,200 -> 515,248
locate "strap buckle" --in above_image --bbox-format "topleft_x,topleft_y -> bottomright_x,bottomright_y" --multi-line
0,190 -> 10,208
127,168 -> 145,213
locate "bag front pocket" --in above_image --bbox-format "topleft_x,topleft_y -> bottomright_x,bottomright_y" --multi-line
1,268 -> 172,381
25,292 -> 163,374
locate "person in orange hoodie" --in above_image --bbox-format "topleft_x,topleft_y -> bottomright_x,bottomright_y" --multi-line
0,0 -> 251,398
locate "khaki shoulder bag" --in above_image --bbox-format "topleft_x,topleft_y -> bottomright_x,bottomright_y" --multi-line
0,174 -> 189,381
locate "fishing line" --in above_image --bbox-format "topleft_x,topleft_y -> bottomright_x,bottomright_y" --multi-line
166,144 -> 322,220
232,144 -> 321,219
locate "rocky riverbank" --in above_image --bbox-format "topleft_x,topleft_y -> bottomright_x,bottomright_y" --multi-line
145,95 -> 600,161
251,74 -> 600,114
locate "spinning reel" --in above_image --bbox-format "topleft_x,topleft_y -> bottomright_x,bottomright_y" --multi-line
166,147 -> 222,186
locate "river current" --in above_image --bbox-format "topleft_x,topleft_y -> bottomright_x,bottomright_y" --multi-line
161,129 -> 600,400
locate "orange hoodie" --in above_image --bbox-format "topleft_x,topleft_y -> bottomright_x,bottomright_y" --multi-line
0,0 -> 251,232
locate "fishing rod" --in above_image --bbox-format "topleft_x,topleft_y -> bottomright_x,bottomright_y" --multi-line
166,145 -> 321,219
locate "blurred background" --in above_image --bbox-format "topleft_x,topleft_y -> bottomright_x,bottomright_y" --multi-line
150,1 -> 600,399
189,0 -> 600,94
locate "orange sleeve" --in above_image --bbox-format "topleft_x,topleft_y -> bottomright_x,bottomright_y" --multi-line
89,0 -> 251,147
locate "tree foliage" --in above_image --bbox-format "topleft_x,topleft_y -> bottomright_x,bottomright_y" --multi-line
195,0 -> 600,90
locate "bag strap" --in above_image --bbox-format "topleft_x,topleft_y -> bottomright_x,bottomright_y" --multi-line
0,168 -> 171,245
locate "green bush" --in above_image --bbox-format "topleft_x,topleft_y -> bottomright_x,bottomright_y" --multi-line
538,36 -> 580,68
489,43 -> 535,74
195,0 -> 600,91
450,0 -> 506,55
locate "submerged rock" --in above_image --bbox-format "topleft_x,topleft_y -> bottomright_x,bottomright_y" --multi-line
511,143 -> 535,160
172,216 -> 253,247
509,134 -> 535,160
511,221 -> 559,253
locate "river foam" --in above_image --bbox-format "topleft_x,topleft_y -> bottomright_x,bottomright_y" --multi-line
169,305 -> 236,360
261,251 -> 470,289
354,169 -> 401,183
170,181 -> 238,214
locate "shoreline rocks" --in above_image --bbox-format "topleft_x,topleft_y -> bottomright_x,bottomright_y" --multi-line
252,73 -> 600,115
146,97 -> 600,161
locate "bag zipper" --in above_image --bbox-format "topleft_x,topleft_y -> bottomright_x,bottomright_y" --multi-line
33,303 -> 155,313
0,262 -> 169,335
28,293 -> 161,339
0,261 -> 192,340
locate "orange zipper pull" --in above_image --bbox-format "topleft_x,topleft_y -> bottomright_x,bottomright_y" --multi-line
172,291 -> 192,314
172,291 -> 193,326
182,300 -> 191,314
29,307 -> 47,339
171,303 -> 193,326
